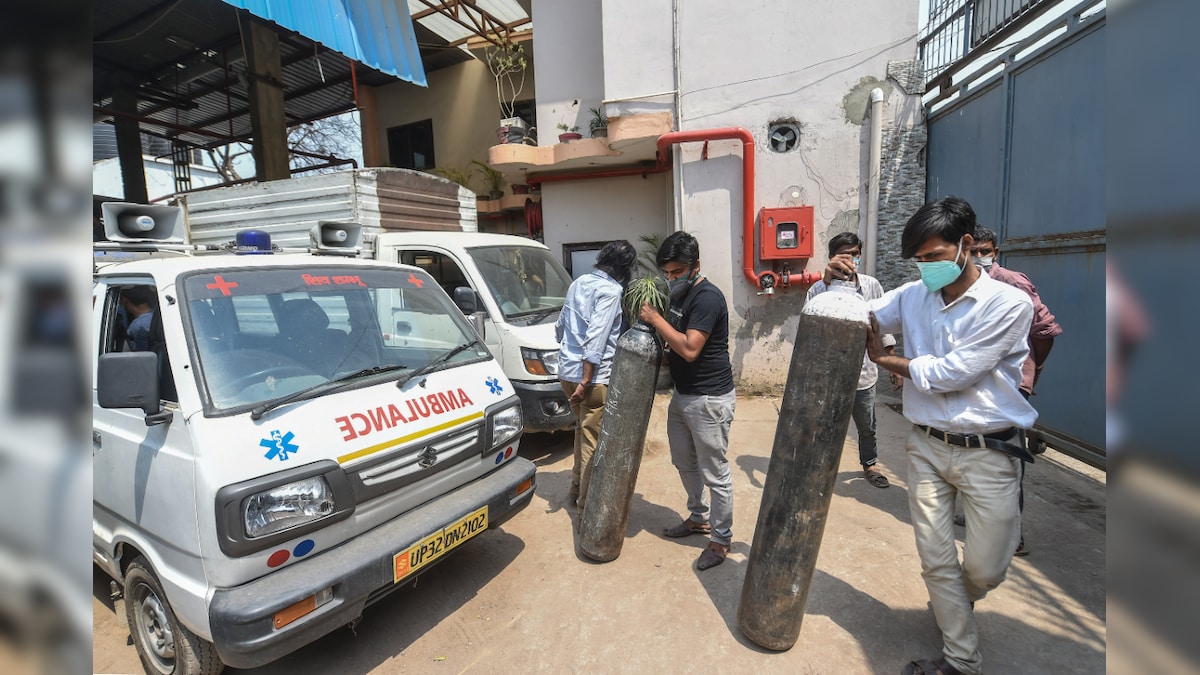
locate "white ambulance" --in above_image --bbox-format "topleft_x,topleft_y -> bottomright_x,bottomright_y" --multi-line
93,217 -> 535,674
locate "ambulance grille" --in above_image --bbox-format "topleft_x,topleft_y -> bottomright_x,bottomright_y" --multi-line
345,421 -> 483,503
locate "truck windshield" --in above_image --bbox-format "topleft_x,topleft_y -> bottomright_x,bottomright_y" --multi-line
467,245 -> 573,323
181,266 -> 489,413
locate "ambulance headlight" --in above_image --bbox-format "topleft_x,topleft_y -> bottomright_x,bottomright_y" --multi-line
243,476 -> 336,538
489,404 -> 522,447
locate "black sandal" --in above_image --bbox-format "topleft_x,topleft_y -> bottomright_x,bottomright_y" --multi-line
902,658 -> 965,675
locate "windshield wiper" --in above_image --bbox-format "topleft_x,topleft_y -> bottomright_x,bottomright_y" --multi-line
250,363 -> 409,421
395,339 -> 482,389
516,306 -> 561,324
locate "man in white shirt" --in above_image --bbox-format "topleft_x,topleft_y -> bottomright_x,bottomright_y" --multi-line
806,232 -> 898,488
825,196 -> 1034,675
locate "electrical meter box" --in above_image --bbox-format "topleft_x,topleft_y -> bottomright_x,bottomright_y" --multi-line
759,206 -> 814,260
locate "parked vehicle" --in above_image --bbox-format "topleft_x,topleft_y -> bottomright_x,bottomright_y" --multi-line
375,232 -> 576,433
181,169 -> 577,433
93,204 -> 536,674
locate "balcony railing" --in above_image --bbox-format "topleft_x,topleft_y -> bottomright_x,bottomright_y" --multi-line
919,0 -> 1051,87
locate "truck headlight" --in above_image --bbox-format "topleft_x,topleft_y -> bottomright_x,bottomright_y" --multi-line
521,347 -> 559,376
490,404 -> 522,447
243,476 -> 336,538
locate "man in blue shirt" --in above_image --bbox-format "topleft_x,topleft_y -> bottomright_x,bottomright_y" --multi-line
556,240 -> 638,510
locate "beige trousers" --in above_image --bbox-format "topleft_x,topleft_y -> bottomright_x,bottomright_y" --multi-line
561,380 -> 607,509
906,426 -> 1022,675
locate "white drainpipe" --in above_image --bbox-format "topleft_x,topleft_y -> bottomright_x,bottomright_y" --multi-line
866,87 -> 884,276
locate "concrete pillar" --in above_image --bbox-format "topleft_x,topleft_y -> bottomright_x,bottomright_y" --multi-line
359,85 -> 384,167
112,88 -> 149,204
241,15 -> 290,182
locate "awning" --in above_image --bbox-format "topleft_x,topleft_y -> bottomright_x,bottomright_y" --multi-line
223,0 -> 427,87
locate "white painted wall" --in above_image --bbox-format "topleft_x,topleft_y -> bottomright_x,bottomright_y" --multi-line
532,0 -> 921,391
668,0 -> 919,391
531,0 -> 605,141
540,173 -> 672,273
601,0 -> 675,117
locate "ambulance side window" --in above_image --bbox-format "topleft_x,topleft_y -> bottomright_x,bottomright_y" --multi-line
101,283 -> 177,404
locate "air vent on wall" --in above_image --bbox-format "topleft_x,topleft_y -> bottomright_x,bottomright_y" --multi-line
768,123 -> 800,153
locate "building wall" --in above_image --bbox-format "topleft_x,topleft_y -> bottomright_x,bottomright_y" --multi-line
532,0 -> 923,392
601,0 -> 675,117
541,173 -> 673,274
531,0 -> 605,141
371,51 -> 537,190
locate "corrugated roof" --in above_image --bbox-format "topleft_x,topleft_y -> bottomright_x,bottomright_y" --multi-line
224,0 -> 426,86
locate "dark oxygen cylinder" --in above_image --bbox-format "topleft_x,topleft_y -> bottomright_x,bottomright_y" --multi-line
737,288 -> 869,650
579,321 -> 662,562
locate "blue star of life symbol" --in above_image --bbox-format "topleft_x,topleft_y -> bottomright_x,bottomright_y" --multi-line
485,376 -> 503,395
260,430 -> 299,462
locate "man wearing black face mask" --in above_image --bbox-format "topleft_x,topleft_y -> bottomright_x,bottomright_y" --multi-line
638,231 -> 736,571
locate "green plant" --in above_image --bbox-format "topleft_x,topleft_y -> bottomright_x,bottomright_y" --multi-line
485,37 -> 528,120
622,274 -> 669,326
588,107 -> 608,131
470,160 -> 506,195
428,167 -> 474,191
638,234 -> 665,275
556,123 -> 580,133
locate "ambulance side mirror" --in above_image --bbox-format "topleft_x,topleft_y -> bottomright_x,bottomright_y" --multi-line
97,352 -> 166,424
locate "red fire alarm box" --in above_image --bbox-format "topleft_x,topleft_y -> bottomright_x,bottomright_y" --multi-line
759,206 -> 814,260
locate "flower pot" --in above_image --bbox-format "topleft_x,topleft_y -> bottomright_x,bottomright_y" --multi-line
590,127 -> 608,138
558,132 -> 582,143
487,190 -> 503,201
511,184 -> 530,195
497,126 -> 525,144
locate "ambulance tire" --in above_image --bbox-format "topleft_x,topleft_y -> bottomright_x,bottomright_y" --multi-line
124,557 -> 224,675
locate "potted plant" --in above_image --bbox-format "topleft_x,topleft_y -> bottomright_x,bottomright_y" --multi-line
588,106 -> 609,138
428,167 -> 475,193
486,38 -> 529,144
470,160 -> 506,201
557,123 -> 582,143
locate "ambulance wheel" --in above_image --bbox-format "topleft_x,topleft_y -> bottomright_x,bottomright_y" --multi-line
124,557 -> 224,675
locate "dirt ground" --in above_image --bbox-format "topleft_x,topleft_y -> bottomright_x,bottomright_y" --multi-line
93,392 -> 1106,674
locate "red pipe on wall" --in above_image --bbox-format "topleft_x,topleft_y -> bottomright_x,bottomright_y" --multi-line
527,127 -> 819,292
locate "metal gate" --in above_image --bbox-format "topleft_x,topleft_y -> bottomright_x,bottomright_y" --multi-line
924,2 -> 1106,467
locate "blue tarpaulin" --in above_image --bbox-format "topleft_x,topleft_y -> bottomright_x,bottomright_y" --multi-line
224,0 -> 427,87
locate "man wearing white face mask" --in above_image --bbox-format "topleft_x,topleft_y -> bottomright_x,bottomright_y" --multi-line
824,196 -> 1034,675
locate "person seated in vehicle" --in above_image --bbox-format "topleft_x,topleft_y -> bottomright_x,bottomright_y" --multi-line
120,286 -> 157,351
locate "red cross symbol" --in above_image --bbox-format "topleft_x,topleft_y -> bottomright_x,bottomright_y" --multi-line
407,273 -> 425,288
206,275 -> 238,296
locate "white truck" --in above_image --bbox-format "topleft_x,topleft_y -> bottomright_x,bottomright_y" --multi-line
180,169 -> 577,433
93,205 -> 536,674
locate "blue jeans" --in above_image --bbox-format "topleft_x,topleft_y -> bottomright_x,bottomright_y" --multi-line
852,384 -> 879,467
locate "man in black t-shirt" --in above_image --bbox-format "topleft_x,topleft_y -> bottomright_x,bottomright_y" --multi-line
639,231 -> 736,571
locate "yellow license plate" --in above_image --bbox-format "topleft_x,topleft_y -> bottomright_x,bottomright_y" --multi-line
393,506 -> 489,583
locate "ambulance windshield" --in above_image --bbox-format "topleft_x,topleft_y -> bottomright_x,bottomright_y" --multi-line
181,266 -> 489,413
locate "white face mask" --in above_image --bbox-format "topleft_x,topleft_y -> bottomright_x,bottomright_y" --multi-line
973,255 -> 994,270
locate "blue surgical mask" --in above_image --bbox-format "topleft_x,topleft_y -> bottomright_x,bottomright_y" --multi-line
916,239 -> 965,292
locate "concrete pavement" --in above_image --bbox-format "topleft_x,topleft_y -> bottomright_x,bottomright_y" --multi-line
93,390 -> 1106,674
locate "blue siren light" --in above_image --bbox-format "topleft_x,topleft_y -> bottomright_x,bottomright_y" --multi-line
235,230 -> 273,254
